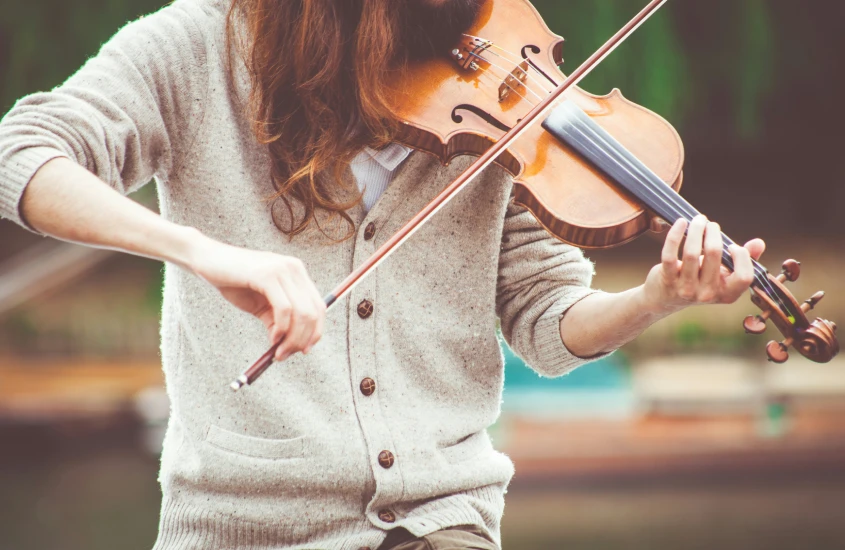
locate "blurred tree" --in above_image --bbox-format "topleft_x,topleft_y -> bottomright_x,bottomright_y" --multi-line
533,0 -> 781,136
534,0 -> 692,125
1,0 -> 842,237
0,0 -> 166,112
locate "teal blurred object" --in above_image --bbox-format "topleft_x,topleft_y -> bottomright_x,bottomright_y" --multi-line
499,337 -> 635,418
501,338 -> 629,389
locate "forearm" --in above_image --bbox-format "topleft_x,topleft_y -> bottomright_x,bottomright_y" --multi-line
19,158 -> 328,360
560,286 -> 676,358
20,157 -> 201,269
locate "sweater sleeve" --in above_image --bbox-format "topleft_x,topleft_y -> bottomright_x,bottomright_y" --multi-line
495,200 -> 612,378
0,0 -> 210,228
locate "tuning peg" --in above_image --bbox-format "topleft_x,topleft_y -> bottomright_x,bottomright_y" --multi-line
766,338 -> 792,363
778,259 -> 801,283
801,291 -> 825,313
743,311 -> 770,334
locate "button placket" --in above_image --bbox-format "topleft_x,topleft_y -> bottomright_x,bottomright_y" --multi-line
349,220 -> 404,523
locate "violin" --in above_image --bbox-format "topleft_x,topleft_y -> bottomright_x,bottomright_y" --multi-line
231,0 -> 838,391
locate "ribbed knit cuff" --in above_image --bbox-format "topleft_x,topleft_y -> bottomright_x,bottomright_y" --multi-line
533,287 -> 612,377
0,146 -> 70,231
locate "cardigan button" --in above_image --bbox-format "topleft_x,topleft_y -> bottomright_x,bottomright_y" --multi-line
364,222 -> 376,240
357,299 -> 374,319
378,509 -> 396,523
360,377 -> 376,396
378,450 -> 395,469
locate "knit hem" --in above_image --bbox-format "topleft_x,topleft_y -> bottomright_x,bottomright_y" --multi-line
399,484 -> 504,549
533,288 -> 612,377
152,496 -> 386,550
0,145 -> 69,230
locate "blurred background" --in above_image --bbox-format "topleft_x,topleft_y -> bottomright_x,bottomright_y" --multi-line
1,1 -> 843,549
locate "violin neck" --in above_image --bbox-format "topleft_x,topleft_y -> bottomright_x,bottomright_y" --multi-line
541,101 -> 764,277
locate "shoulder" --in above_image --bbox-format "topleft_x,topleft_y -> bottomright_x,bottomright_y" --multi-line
87,0 -> 233,95
109,0 -> 229,53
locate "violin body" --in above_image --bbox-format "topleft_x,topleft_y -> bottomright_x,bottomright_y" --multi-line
387,0 -> 684,248
387,0 -> 838,363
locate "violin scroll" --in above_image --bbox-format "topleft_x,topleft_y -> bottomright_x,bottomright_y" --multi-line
743,259 -> 839,363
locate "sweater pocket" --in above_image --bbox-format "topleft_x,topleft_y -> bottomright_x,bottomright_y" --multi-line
439,431 -> 493,465
204,424 -> 305,460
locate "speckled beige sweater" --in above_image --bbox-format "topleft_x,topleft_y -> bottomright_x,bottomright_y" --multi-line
0,1 -> 603,548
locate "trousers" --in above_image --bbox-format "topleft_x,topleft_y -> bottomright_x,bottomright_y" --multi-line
376,525 -> 499,550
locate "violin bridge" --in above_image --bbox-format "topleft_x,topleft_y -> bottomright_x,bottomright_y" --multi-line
499,61 -> 529,102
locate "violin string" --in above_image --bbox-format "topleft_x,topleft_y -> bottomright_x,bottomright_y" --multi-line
473,49 -> 553,96
471,60 -> 539,108
473,65 -> 530,106
469,50 -> 782,309
562,112 -> 775,292
461,34 -> 560,92
458,47 -> 788,315
478,40 -> 561,88
460,35 -> 556,95
561,108 -> 790,313
465,51 -> 546,102
575,113 -> 790,315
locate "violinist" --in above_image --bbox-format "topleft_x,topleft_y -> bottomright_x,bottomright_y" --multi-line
0,1 -> 764,548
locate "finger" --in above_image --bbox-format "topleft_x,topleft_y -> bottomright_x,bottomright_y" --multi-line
276,273 -> 318,357
304,296 -> 326,354
698,221 -> 723,300
744,238 -> 766,261
661,218 -> 688,278
260,281 -> 293,349
679,215 -> 708,291
723,244 -> 755,301
289,266 -> 326,353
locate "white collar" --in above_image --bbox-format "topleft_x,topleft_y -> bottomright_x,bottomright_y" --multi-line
360,143 -> 413,172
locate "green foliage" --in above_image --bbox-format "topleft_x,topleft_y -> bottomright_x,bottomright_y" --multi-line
672,319 -> 755,355
734,0 -> 774,140
532,0 -> 785,138
674,320 -> 709,348
535,0 -> 691,125
0,0 -> 166,112
1,0 -> 838,144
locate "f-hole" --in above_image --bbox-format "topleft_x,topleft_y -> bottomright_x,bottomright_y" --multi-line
521,45 -> 558,87
452,104 -> 513,132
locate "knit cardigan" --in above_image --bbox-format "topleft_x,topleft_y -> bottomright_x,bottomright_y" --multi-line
0,1 -> 604,548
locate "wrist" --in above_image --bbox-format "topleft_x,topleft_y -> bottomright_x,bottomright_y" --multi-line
634,284 -> 682,319
163,224 -> 208,271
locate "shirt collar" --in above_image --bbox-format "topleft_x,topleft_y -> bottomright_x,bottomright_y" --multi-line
363,143 -> 413,172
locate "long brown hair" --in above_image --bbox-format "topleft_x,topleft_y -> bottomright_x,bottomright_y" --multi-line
226,0 -> 404,239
